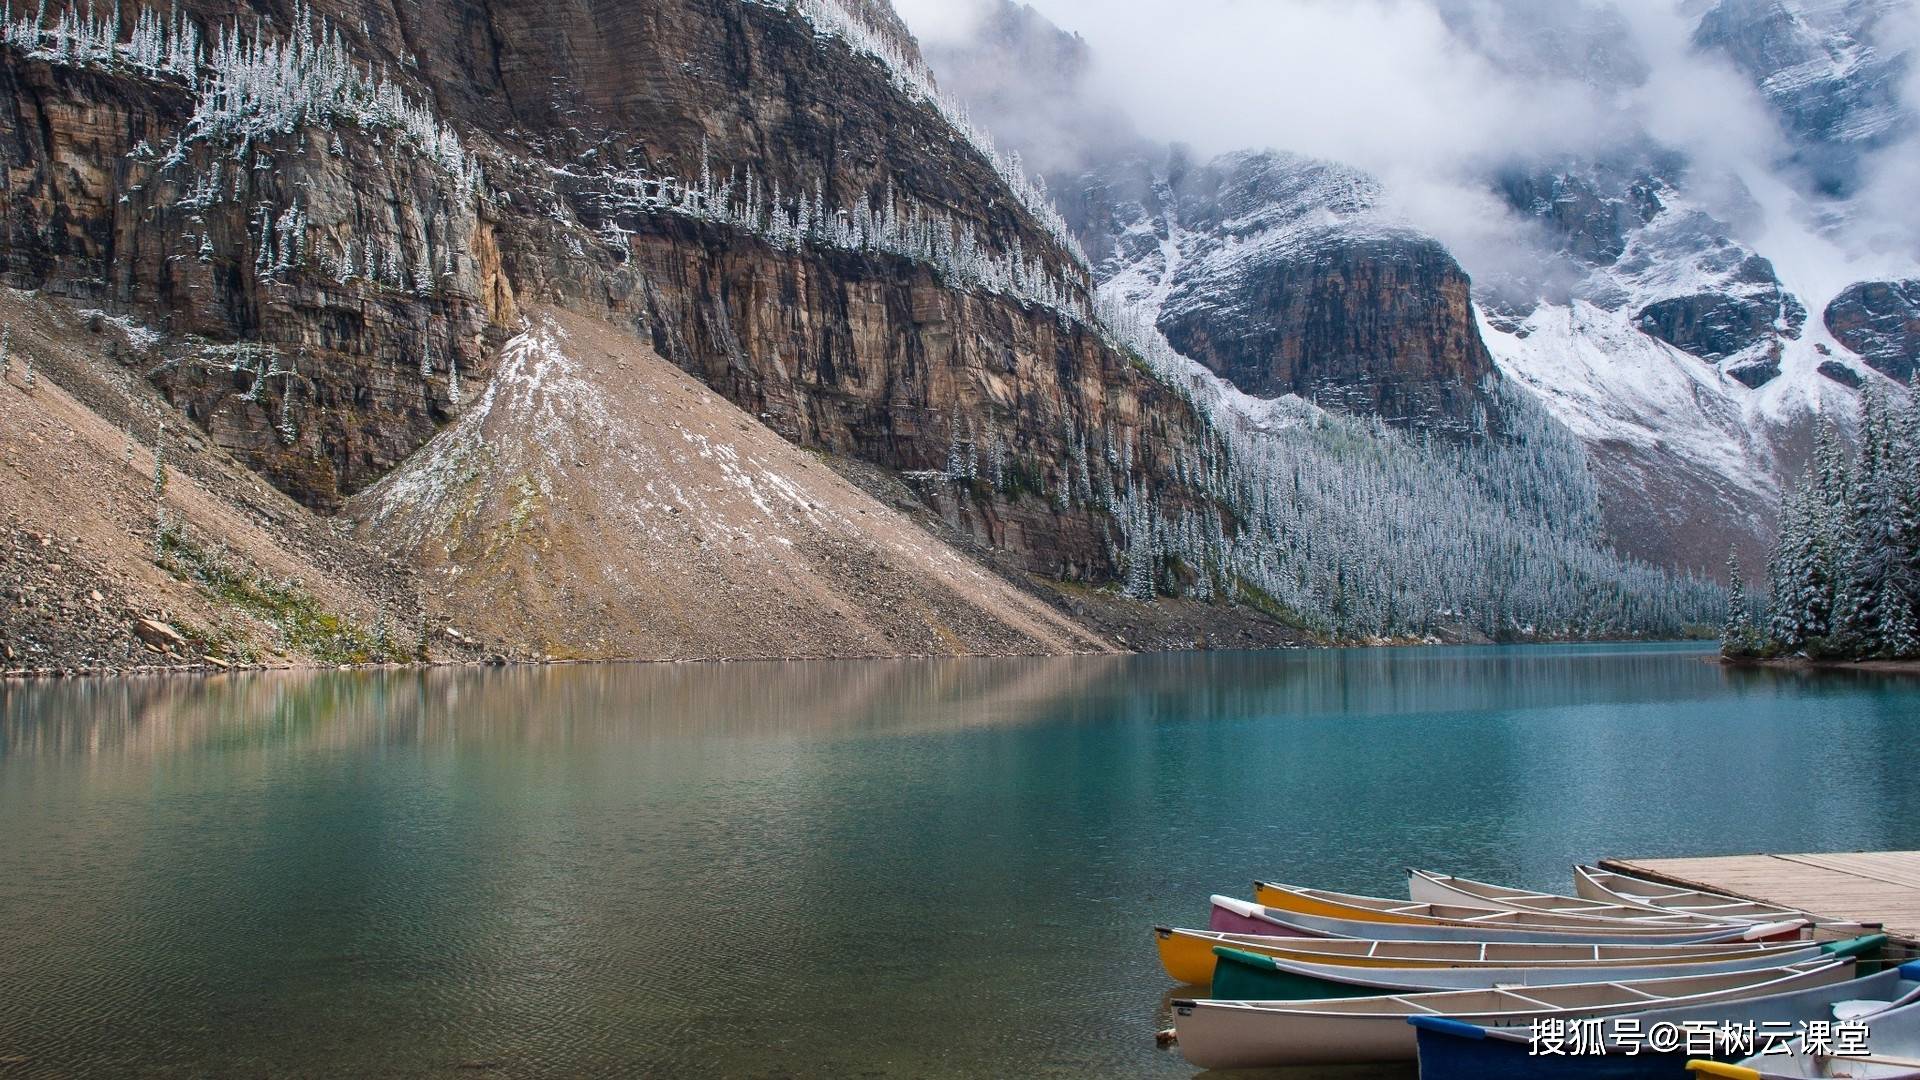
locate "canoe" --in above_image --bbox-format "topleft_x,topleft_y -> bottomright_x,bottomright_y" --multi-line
1576,865 -> 1877,930
1690,989 -> 1920,1077
1413,959 -> 1920,1080
1410,868 -> 1738,924
1171,956 -> 1858,1070
1213,895 -> 1809,946
1253,878 -> 1757,932
1153,925 -> 1831,986
1209,935 -> 1882,1001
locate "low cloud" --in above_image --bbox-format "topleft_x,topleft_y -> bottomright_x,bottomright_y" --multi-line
892,0 -> 1920,293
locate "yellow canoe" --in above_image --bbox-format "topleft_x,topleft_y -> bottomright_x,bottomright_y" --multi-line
1252,878 -> 1734,930
1153,926 -> 1827,986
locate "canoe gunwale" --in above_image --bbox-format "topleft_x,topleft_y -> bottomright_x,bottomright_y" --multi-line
1257,878 -> 1763,932
1215,895 -> 1808,946
1406,868 -> 1725,926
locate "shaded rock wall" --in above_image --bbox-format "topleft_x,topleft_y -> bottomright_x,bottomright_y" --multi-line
1826,280 -> 1920,383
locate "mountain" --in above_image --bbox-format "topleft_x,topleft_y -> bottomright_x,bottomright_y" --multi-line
1085,149 -> 1500,436
0,0 -> 1717,671
1692,0 -> 1912,199
917,0 -> 1920,573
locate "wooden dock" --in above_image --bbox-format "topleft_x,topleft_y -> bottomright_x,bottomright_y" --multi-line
1601,852 -> 1920,946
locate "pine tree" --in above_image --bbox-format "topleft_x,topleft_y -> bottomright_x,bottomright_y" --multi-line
1843,388 -> 1902,649
1872,574 -> 1918,658
277,376 -> 297,445
1766,483 -> 1821,651
1722,551 -> 1755,656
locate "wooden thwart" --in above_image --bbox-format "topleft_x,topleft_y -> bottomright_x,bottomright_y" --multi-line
1599,852 -> 1920,946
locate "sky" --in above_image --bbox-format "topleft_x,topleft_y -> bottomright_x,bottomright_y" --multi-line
889,0 -> 1920,293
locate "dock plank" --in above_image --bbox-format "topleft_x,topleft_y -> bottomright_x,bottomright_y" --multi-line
1600,852 -> 1920,945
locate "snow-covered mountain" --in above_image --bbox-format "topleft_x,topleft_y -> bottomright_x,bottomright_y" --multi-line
916,0 -> 1920,572
1085,148 -> 1500,436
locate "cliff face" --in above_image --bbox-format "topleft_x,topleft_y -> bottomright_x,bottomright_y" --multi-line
0,34 -> 498,511
1075,149 -> 1500,436
0,0 -> 1227,640
1826,280 -> 1920,383
1158,233 -> 1495,429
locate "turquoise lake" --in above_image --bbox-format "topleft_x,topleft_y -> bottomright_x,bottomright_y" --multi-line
2,644 -> 1918,1078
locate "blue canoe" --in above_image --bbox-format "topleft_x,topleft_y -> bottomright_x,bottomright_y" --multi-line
1411,959 -> 1920,1080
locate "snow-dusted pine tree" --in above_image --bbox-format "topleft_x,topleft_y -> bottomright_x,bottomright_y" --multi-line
1722,551 -> 1757,656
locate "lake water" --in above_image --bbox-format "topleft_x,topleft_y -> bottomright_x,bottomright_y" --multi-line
3,644 -> 1918,1078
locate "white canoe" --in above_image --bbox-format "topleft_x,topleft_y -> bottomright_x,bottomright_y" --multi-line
1411,867 -> 1735,924
1239,934 -> 1866,993
1219,893 -> 1808,946
1174,956 -> 1858,1070
1156,925 -> 1831,985
1419,960 -> 1920,1076
1577,864 -> 1881,931
1694,986 -> 1920,1078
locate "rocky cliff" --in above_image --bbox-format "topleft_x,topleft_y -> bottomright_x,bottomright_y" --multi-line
1826,280 -> 1920,383
0,0 -> 1253,665
1119,151 -> 1498,434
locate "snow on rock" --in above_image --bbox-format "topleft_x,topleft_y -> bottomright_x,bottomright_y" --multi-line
1482,301 -> 1773,495
1478,298 -> 1823,568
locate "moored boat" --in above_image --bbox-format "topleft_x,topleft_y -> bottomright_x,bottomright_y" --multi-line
1257,877 -> 1742,930
1410,868 -> 1742,923
1576,865 -> 1877,927
1153,925 -> 1828,986
1210,935 -> 1882,1001
1688,986 -> 1920,1078
1409,958 -> 1920,1080
1172,957 -> 1859,1070
1212,894 -> 1808,946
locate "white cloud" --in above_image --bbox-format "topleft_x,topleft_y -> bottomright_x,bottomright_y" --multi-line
890,0 -> 992,48
889,0 -> 1920,293
1022,0 -> 1610,174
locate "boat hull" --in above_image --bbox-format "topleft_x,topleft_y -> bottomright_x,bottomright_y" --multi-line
1174,1000 -> 1425,1068
1209,943 -> 1843,1000
1175,960 -> 1855,1069
1257,878 -> 1700,930
1212,896 -> 1802,946
1153,926 -> 1833,986
1416,960 -> 1920,1080
1206,899 -> 1315,939
1417,1024 -> 1697,1080
1575,865 -> 1813,924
